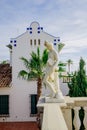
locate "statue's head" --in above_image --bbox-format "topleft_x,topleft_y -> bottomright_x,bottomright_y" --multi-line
44,41 -> 53,50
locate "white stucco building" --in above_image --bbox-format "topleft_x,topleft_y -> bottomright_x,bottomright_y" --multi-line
0,21 -> 68,122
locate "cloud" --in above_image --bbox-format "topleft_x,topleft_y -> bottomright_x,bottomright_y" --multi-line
61,47 -> 79,54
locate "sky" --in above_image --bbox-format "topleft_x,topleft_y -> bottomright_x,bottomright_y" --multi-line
0,0 -> 87,72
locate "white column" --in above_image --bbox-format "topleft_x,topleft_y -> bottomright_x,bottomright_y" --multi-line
83,107 -> 87,130
42,104 -> 68,130
73,107 -> 81,130
62,108 -> 72,130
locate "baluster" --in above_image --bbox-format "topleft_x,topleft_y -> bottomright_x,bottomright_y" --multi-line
73,107 -> 81,130
83,107 -> 87,130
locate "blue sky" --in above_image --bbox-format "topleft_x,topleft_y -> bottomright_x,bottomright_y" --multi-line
0,0 -> 87,71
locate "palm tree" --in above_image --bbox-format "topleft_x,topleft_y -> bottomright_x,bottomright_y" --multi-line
67,59 -> 73,74
18,47 -> 48,100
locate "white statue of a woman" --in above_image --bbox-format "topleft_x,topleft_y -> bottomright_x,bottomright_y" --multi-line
43,41 -> 64,100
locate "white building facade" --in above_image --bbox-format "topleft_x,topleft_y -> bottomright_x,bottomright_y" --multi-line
0,22 -> 68,122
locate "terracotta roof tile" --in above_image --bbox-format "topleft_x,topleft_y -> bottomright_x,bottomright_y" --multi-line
0,64 -> 12,87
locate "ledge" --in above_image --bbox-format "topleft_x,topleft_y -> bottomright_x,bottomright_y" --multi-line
0,114 -> 9,117
30,114 -> 37,117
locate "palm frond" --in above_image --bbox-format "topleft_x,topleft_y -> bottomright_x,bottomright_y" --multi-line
31,51 -> 37,59
20,57 -> 30,70
58,43 -> 65,53
6,44 -> 12,49
27,71 -> 38,80
37,47 -> 40,59
18,70 -> 29,79
42,49 -> 48,65
29,58 -> 39,71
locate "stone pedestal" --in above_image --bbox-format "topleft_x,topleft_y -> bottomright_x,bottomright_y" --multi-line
44,90 -> 65,103
45,96 -> 65,103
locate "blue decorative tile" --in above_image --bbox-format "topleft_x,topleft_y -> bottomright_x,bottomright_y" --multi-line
10,40 -> 13,43
41,27 -> 43,30
54,43 -> 56,45
38,31 -> 40,33
30,27 -> 32,30
54,39 -> 56,41
14,40 -> 16,43
27,28 -> 29,30
14,44 -> 16,47
58,38 -> 60,42
38,27 -> 40,30
30,31 -> 32,34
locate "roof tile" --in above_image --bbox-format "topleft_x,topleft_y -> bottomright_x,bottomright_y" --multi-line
0,64 -> 12,87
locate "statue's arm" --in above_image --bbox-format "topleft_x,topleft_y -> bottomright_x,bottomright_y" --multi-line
53,51 -> 58,65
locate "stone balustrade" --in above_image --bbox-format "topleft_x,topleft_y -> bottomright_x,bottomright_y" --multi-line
37,96 -> 87,130
61,97 -> 87,130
